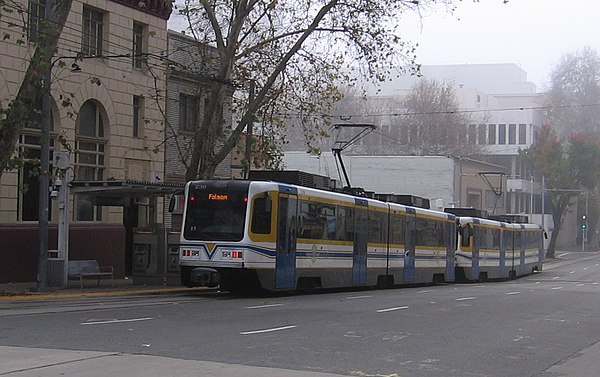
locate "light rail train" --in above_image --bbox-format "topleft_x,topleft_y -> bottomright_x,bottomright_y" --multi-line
178,180 -> 544,292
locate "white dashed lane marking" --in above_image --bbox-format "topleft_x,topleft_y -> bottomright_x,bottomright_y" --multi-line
377,306 -> 409,313
81,317 -> 153,325
240,325 -> 297,335
244,304 -> 284,309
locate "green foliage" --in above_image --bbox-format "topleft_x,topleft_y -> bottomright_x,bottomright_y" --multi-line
526,123 -> 600,193
524,124 -> 600,255
524,125 -> 571,189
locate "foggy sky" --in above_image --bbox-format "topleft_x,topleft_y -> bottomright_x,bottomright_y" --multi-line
397,0 -> 600,91
168,1 -> 600,92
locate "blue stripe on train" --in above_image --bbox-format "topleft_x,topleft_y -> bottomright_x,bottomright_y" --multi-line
181,243 -> 451,261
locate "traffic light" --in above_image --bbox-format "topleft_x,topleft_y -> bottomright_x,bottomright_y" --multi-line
582,222 -> 588,229
581,215 -> 588,230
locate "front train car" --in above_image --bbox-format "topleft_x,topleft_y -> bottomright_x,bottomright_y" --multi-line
456,217 -> 544,281
179,180 -> 277,291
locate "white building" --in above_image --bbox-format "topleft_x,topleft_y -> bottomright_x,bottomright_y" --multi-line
284,152 -> 508,214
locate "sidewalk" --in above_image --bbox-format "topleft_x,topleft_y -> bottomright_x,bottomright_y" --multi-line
0,345 -> 346,377
0,278 -> 205,301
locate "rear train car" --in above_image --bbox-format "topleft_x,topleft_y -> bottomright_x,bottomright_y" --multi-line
178,180 -> 457,292
455,217 -> 544,281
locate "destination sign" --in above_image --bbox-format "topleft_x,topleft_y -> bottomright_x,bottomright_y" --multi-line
208,193 -> 229,201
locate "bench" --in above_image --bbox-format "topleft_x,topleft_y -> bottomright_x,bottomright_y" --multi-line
68,260 -> 114,289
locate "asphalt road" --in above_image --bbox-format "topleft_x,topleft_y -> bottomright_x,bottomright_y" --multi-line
2,252 -> 600,377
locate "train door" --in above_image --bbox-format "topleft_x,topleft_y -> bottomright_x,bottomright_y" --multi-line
499,226 -> 508,278
403,209 -> 416,282
275,192 -> 297,289
352,202 -> 368,285
518,228 -> 527,275
538,230 -> 545,269
507,229 -> 516,278
445,218 -> 456,282
471,223 -> 481,280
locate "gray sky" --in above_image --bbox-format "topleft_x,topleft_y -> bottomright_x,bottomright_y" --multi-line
399,0 -> 600,91
168,1 -> 600,92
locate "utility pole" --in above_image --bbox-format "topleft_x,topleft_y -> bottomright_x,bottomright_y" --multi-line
37,0 -> 55,291
583,191 -> 589,252
244,80 -> 255,179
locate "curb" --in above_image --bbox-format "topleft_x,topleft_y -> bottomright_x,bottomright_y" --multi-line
0,286 -> 209,301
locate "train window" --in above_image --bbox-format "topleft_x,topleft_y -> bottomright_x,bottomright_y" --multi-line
183,185 -> 247,241
368,211 -> 387,243
479,228 -> 497,250
321,204 -> 336,240
251,194 -> 272,234
298,200 -> 337,240
461,225 -> 473,248
337,206 -> 354,241
390,214 -> 405,245
415,218 -> 445,247
447,222 -> 457,250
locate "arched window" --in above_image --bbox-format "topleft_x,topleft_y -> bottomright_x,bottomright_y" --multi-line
75,100 -> 107,221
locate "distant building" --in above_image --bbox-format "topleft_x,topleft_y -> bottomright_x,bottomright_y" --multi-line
282,63 -> 565,247
287,64 -> 548,222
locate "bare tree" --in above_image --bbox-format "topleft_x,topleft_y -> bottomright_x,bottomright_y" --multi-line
544,47 -> 600,137
318,78 -> 477,156
0,0 -> 74,181
399,79 -> 477,156
176,0 -> 461,180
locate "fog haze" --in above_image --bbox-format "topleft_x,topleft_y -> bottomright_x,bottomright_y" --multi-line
168,1 -> 600,91
399,1 -> 600,91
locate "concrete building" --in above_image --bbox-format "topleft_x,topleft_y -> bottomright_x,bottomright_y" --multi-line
0,0 -> 172,283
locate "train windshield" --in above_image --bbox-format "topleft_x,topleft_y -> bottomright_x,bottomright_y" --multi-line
183,181 -> 250,241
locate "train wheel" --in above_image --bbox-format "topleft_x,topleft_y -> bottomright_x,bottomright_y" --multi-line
180,267 -> 193,287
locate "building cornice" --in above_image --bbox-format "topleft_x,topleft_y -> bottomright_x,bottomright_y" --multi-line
111,0 -> 172,20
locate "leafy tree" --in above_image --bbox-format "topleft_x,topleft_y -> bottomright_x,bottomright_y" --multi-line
0,0 -> 74,181
534,47 -> 600,255
176,0 -> 460,180
524,125 -> 600,257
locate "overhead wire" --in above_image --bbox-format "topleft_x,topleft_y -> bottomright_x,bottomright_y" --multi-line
5,1 -> 600,121
279,102 -> 600,121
